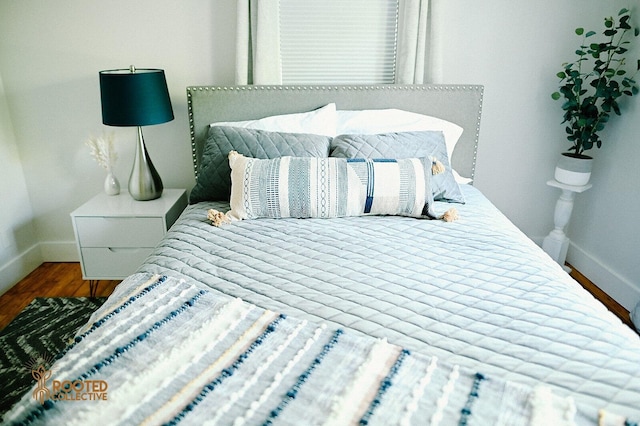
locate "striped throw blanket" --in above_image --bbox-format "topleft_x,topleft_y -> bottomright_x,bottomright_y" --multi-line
3,274 -> 631,426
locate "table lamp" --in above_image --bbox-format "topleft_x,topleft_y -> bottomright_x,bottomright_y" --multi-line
99,66 -> 174,201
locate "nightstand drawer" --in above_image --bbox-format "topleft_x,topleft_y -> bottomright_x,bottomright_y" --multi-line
75,217 -> 164,248
80,247 -> 154,278
71,189 -> 187,282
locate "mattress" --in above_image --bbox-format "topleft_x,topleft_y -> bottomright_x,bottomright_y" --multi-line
137,184 -> 640,421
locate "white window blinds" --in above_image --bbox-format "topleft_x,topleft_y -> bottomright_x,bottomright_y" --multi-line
279,0 -> 399,84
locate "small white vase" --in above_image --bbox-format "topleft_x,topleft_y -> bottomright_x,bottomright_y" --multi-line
554,153 -> 593,186
104,171 -> 120,196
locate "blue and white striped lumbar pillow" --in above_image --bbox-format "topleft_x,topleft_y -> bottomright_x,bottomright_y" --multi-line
207,151 -> 457,226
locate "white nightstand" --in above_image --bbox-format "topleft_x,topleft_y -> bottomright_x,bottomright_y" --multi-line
71,189 -> 187,295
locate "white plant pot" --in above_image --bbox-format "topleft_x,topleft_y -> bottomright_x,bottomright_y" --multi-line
554,153 -> 593,186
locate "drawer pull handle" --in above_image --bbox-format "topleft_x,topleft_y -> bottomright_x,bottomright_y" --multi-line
107,247 -> 143,253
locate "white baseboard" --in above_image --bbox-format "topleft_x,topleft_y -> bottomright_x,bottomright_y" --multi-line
0,244 -> 43,297
567,243 -> 640,312
0,241 -> 79,297
526,236 -> 638,312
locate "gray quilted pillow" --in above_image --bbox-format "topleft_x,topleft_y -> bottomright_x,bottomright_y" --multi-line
330,131 -> 465,203
190,126 -> 331,203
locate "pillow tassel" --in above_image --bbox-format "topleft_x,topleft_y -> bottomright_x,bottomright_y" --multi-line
431,157 -> 445,175
441,207 -> 459,222
598,409 -> 627,426
207,209 -> 231,227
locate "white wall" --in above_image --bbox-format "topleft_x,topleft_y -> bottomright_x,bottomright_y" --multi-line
430,0 -> 640,310
0,72 -> 41,293
0,0 -> 638,308
561,2 -> 640,310
0,0 -> 236,267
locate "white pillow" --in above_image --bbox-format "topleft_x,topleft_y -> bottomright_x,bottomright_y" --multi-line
211,103 -> 337,137
336,109 -> 466,178
452,170 -> 472,185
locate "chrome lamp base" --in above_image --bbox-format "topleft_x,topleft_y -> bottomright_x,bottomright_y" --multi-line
129,126 -> 163,201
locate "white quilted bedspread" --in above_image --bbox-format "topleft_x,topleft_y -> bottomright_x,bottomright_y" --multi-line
139,185 -> 640,422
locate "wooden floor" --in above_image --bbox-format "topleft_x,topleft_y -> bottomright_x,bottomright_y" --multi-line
0,262 -> 636,333
0,263 -> 120,331
567,264 -> 635,330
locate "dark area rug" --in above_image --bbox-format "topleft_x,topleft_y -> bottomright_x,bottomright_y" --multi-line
0,297 -> 106,418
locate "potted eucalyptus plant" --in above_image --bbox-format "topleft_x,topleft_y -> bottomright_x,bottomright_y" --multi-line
551,8 -> 639,186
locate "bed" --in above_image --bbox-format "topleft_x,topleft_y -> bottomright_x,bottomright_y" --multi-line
5,85 -> 640,425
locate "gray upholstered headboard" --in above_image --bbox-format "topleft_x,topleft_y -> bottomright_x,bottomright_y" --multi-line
186,84 -> 483,181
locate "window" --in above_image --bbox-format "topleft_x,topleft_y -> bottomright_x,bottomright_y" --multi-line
279,0 -> 399,84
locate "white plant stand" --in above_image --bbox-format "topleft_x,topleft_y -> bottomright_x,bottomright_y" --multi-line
542,179 -> 592,272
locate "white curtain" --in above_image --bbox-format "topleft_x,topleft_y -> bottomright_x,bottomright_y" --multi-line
235,0 -> 282,85
235,0 -> 429,85
396,0 -> 429,84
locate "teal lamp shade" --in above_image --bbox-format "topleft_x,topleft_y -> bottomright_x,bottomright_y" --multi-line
99,68 -> 174,126
99,66 -> 173,201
